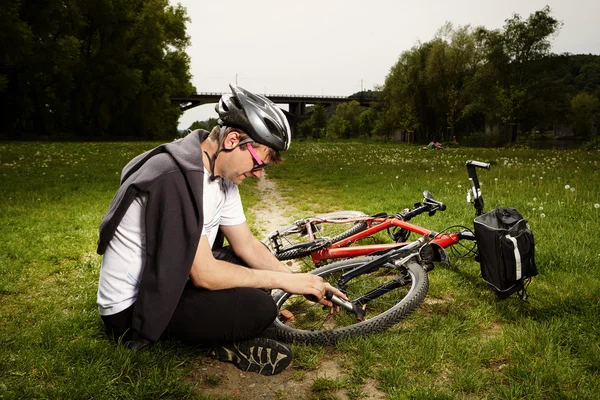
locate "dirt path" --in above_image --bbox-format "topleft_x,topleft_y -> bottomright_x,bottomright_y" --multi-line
189,174 -> 385,400
248,174 -> 305,272
248,172 -> 295,237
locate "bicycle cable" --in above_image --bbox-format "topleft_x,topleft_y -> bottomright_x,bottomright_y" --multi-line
435,225 -> 478,258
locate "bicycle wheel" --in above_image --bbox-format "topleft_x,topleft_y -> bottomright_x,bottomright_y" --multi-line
272,256 -> 429,344
261,211 -> 369,261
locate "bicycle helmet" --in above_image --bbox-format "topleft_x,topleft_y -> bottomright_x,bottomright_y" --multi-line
216,85 -> 291,151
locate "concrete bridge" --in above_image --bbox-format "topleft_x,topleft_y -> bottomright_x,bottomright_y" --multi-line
171,92 -> 376,134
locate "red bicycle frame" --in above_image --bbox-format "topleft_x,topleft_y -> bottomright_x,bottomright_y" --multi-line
308,216 -> 461,264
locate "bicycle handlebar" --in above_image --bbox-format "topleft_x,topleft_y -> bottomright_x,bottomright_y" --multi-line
402,191 -> 446,220
402,205 -> 431,220
423,191 -> 446,212
465,160 -> 490,170
465,160 -> 490,216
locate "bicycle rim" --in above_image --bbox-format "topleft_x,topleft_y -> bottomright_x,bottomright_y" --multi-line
272,256 -> 429,344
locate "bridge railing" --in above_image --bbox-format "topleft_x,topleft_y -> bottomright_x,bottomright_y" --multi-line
194,92 -> 365,100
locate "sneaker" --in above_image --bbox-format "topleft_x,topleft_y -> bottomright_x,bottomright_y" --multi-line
208,337 -> 292,376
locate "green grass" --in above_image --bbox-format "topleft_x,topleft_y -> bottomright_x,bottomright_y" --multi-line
1,140 -> 600,399
269,140 -> 600,399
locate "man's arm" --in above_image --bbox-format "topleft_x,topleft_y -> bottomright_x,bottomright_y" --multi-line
220,222 -> 291,274
189,234 -> 346,305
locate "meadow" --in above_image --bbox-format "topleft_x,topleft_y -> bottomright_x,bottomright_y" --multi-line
1,140 -> 599,399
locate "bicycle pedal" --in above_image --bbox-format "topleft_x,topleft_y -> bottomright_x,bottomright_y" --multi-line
279,309 -> 295,321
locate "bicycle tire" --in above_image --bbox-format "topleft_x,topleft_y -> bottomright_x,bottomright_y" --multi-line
272,256 -> 429,344
262,211 -> 369,261
274,221 -> 368,261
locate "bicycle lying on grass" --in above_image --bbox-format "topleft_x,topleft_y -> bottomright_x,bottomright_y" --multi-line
262,159 -> 492,267
262,193 -> 459,267
267,161 -> 497,344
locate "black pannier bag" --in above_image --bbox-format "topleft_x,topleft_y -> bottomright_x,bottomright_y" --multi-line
473,207 -> 538,299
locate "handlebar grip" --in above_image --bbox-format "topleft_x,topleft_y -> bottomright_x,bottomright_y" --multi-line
465,160 -> 490,170
401,206 -> 425,220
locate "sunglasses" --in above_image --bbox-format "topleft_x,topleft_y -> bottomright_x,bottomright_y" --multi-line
245,142 -> 270,172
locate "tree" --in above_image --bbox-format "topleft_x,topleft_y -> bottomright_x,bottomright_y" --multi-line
297,119 -> 312,139
0,0 -> 193,139
424,23 -> 483,141
358,108 -> 378,139
326,101 -> 362,139
569,92 -> 600,137
297,103 -> 327,138
310,103 -> 328,138
188,118 -> 218,132
378,24 -> 483,142
475,6 -> 562,140
0,0 -> 84,136
379,44 -> 433,141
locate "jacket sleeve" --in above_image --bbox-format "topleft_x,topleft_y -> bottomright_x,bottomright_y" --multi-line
130,170 -> 203,342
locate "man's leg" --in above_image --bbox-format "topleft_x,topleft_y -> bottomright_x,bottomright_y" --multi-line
163,246 -> 291,375
163,282 -> 278,343
163,281 -> 291,375
101,304 -> 134,343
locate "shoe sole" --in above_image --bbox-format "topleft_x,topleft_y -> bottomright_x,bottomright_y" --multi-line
209,338 -> 292,376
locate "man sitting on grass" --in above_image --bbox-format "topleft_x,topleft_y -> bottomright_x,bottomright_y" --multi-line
96,85 -> 345,375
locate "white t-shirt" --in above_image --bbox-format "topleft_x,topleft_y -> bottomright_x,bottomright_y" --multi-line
97,169 -> 246,316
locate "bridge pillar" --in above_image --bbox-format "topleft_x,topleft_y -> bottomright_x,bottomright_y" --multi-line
287,102 -> 308,138
288,102 -> 306,116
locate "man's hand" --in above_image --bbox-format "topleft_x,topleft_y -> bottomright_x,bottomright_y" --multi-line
311,283 -> 349,313
276,273 -> 348,307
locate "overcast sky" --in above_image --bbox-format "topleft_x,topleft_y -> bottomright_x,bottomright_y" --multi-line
169,0 -> 600,129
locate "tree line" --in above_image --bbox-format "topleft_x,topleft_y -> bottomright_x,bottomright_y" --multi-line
295,7 -> 600,145
2,4 -> 599,143
1,0 -> 193,139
